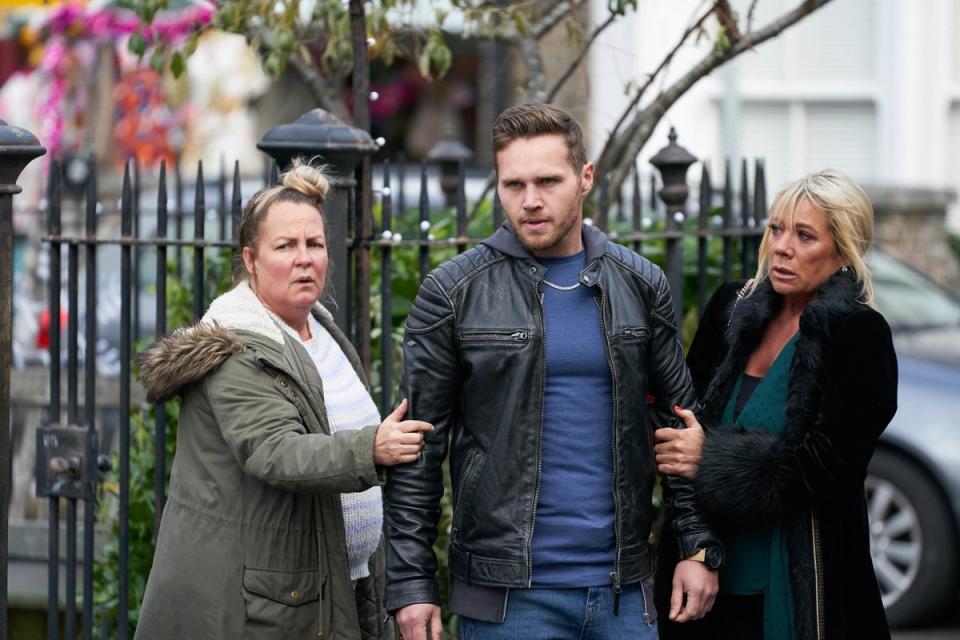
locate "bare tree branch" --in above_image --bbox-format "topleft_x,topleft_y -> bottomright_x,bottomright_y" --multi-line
489,0 -> 584,42
747,0 -> 760,32
596,2 -> 716,168
521,37 -> 549,102
246,21 -> 351,120
598,0 -> 832,197
545,9 -> 617,102
530,0 -> 585,39
517,0 -> 589,99
469,0 -> 588,216
287,53 -> 351,121
715,0 -> 750,48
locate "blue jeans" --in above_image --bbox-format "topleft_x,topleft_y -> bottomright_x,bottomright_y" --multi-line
459,584 -> 658,640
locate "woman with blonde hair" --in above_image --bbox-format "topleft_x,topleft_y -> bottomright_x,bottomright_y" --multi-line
654,170 -> 897,639
134,159 -> 431,639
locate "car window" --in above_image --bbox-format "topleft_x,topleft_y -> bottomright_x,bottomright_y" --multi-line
869,251 -> 960,330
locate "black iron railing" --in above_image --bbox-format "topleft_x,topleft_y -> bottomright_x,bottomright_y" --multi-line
1,115 -> 768,639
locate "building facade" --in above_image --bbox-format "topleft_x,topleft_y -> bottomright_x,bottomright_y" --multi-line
589,0 -> 960,231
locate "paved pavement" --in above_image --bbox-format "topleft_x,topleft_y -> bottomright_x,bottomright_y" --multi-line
892,608 -> 960,640
893,628 -> 960,640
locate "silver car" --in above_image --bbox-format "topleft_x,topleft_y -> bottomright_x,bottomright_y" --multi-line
867,250 -> 960,627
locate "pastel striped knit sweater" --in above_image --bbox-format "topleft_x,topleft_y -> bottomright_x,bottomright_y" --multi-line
276,312 -> 384,581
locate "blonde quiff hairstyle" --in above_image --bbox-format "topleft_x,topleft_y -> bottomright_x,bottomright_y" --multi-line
752,169 -> 876,307
234,158 -> 332,283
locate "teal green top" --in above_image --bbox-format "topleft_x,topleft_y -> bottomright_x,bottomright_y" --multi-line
718,334 -> 798,640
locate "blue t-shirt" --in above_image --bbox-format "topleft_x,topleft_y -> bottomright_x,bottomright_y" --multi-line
530,251 -> 616,587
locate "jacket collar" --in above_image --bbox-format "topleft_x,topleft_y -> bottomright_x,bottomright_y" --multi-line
136,281 -> 336,402
202,280 -> 334,346
481,221 -> 609,263
700,269 -> 864,431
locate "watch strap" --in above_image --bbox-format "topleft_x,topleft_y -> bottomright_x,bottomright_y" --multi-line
687,549 -> 707,563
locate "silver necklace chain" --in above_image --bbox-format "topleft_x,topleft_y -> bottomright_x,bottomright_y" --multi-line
542,279 -> 582,291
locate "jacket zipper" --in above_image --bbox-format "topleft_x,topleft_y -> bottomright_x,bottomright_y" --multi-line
622,327 -> 649,340
639,577 -> 652,626
526,279 -> 548,587
811,510 -> 825,640
451,450 -> 482,541
596,285 -> 628,619
460,330 -> 529,342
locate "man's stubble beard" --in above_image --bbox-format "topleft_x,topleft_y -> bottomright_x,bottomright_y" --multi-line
516,184 -> 584,254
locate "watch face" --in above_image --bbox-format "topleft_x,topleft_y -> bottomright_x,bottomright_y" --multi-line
705,546 -> 723,570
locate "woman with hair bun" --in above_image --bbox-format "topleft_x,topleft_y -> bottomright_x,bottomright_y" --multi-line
653,170 -> 898,639
134,159 -> 427,639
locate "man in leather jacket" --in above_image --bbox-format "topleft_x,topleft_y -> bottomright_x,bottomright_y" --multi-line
384,103 -> 722,640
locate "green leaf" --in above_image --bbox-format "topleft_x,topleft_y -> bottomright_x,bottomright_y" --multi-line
170,51 -> 186,78
276,29 -> 295,51
219,3 -> 239,30
418,46 -> 432,79
185,31 -> 200,56
564,18 -> 584,42
128,32 -> 147,57
715,26 -> 731,54
264,51 -> 281,76
608,0 -> 631,16
336,38 -> 352,61
142,0 -> 162,24
298,43 -> 312,64
149,50 -> 166,73
431,39 -> 452,77
510,10 -> 529,37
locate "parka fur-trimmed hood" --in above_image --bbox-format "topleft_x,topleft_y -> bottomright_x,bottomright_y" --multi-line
136,280 -> 333,403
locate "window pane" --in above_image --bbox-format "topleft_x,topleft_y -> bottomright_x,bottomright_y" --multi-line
797,0 -> 877,81
731,0 -> 787,82
803,102 -> 877,182
954,0 -> 960,83
740,102 -> 790,191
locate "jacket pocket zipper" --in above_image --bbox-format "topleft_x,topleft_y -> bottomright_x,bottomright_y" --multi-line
621,327 -> 649,340
452,450 -> 482,541
460,330 -> 529,343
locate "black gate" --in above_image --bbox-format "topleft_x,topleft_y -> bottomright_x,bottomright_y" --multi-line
34,155 -> 246,639
1,113 -> 766,640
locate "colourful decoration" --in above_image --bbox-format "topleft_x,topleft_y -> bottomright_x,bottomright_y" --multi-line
34,1 -> 212,159
113,67 -> 181,166
42,2 -> 213,49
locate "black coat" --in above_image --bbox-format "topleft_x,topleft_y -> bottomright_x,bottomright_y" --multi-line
656,271 -> 898,640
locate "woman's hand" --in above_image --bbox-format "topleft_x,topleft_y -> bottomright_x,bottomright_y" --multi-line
654,406 -> 705,479
374,399 -> 434,466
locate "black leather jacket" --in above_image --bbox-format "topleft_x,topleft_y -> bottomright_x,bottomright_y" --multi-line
384,224 -> 718,613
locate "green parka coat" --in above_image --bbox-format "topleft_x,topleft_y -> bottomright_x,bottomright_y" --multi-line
134,282 -> 394,640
